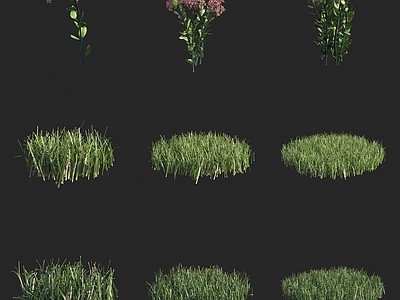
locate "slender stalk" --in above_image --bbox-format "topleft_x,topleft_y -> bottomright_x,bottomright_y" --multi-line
72,0 -> 84,65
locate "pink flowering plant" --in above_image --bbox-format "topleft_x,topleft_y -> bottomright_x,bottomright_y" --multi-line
166,0 -> 226,72
46,0 -> 91,65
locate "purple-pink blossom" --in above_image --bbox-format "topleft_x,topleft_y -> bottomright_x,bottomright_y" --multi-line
206,0 -> 226,16
166,0 -> 226,16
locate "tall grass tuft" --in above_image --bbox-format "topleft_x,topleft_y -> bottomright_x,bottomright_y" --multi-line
281,266 -> 385,300
150,131 -> 255,183
281,132 -> 385,179
147,263 -> 254,300
18,125 -> 115,187
12,257 -> 118,300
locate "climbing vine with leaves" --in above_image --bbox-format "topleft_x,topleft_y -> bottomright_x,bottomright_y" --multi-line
66,0 -> 91,64
47,0 -> 91,65
308,0 -> 355,65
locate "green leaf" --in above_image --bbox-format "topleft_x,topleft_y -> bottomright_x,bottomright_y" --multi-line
70,10 -> 78,19
186,19 -> 191,30
185,58 -> 193,64
77,21 -> 87,28
66,6 -> 76,12
347,10 -> 355,23
172,0 -> 178,6
85,44 -> 91,56
179,36 -> 188,42
70,34 -> 80,40
333,0 -> 339,9
79,26 -> 87,39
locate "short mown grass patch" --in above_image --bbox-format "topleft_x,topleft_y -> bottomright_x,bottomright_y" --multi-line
150,131 -> 255,184
12,257 -> 118,300
281,266 -> 385,300
146,263 -> 254,300
281,132 -> 385,179
17,125 -> 115,187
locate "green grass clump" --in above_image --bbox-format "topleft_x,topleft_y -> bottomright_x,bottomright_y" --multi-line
12,257 -> 118,300
281,132 -> 385,179
18,125 -> 115,187
281,266 -> 385,300
147,263 -> 254,300
150,131 -> 256,183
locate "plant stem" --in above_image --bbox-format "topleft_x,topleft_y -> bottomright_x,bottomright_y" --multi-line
73,0 -> 83,65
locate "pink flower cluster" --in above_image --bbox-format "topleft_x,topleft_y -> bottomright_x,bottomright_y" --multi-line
166,0 -> 226,17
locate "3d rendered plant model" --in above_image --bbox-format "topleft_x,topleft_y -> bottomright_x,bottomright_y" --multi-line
281,132 -> 385,179
12,259 -> 386,300
150,131 -> 255,184
308,0 -> 355,65
166,0 -> 226,72
17,125 -> 115,188
46,0 -> 91,65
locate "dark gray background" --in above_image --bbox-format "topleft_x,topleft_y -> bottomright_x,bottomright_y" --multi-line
1,0 -> 398,299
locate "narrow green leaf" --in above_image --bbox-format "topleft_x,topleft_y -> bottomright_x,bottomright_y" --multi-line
79,26 -> 87,38
85,44 -> 91,56
66,6 -> 76,12
347,10 -> 355,23
70,34 -> 80,40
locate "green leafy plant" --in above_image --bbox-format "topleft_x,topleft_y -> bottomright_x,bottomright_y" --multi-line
17,124 -> 115,188
281,132 -> 385,179
150,130 -> 255,184
166,0 -> 226,72
147,263 -> 254,300
66,0 -> 91,64
308,0 -> 355,65
12,257 -> 118,300
281,266 -> 385,300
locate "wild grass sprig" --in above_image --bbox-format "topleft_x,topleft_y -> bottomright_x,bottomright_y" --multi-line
17,125 -> 115,188
12,257 -> 118,300
46,0 -> 91,65
166,0 -> 226,72
147,263 -> 254,300
308,0 -> 355,65
281,266 -> 385,300
281,132 -> 385,179
150,130 -> 255,184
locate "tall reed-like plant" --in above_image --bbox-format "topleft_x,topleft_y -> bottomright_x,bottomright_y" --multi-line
12,257 -> 118,300
150,130 -> 255,183
18,125 -> 115,187
308,0 -> 355,65
147,263 -> 254,300
281,266 -> 385,300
